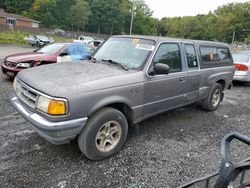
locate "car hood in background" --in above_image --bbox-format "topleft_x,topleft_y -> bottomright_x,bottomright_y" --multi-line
17,61 -> 136,97
6,53 -> 49,63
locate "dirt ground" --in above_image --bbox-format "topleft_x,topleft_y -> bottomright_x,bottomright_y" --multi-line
0,45 -> 250,188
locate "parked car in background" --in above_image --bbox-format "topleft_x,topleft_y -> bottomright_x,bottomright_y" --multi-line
84,39 -> 104,54
11,35 -> 234,160
1,43 -> 90,78
49,29 -> 66,36
73,35 -> 94,44
88,39 -> 104,47
85,44 -> 97,54
232,51 -> 250,85
25,35 -> 54,47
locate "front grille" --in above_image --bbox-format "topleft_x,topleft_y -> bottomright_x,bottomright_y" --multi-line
16,80 -> 39,109
4,61 -> 17,68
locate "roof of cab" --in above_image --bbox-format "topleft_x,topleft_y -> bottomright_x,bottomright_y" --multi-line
112,35 -> 229,47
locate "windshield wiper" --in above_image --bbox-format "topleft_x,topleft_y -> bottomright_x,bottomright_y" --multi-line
101,59 -> 129,71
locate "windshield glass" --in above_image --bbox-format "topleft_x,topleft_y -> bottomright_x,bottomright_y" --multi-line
36,43 -> 65,55
233,54 -> 249,62
93,37 -> 156,69
37,35 -> 49,41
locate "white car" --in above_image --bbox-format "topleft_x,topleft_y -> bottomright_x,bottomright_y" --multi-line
73,36 -> 94,44
25,35 -> 54,47
233,51 -> 250,85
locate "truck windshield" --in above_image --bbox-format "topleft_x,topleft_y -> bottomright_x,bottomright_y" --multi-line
93,37 -> 156,69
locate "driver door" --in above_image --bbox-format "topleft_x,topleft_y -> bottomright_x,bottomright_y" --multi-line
143,42 -> 187,118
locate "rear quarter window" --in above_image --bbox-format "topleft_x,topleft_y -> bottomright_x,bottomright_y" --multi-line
200,46 -> 233,68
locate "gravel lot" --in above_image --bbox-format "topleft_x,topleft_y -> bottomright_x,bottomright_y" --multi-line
0,45 -> 250,188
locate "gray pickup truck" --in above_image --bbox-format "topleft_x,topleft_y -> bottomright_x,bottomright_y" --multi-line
11,35 -> 235,160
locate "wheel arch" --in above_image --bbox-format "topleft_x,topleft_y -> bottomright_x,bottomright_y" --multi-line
216,79 -> 226,90
88,98 -> 135,126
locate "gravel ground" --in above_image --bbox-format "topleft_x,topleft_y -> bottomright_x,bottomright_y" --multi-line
0,44 -> 34,59
0,45 -> 250,188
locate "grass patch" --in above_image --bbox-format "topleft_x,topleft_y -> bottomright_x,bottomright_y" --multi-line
0,30 -> 28,45
0,30 -> 74,46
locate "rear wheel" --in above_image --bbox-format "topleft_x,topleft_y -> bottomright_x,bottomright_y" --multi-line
78,107 -> 128,160
201,83 -> 223,111
245,81 -> 250,87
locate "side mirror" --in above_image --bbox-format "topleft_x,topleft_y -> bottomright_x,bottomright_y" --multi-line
154,63 -> 170,75
59,52 -> 69,57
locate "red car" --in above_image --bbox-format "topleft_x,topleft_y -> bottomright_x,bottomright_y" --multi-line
1,43 -> 90,78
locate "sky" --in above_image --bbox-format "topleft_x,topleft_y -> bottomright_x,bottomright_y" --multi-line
144,0 -> 250,18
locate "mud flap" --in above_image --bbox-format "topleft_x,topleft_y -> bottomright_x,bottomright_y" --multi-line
221,92 -> 224,102
227,83 -> 233,90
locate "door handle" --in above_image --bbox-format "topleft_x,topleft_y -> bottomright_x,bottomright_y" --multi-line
180,77 -> 186,82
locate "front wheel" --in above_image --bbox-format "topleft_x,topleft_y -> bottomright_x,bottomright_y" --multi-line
201,83 -> 223,111
78,107 -> 128,160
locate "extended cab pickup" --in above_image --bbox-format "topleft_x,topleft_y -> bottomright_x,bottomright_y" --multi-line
11,35 -> 235,160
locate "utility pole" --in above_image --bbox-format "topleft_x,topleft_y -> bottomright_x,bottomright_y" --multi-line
231,30 -> 235,45
129,0 -> 135,35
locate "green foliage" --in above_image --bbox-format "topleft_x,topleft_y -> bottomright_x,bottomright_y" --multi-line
1,0 -> 34,14
132,0 -> 157,35
86,0 -> 135,35
0,30 -> 28,45
66,0 -> 90,31
0,30 -> 74,45
159,2 -> 250,43
1,0 -> 250,43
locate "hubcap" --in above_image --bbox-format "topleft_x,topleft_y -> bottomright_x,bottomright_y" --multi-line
212,88 -> 221,107
95,121 -> 122,153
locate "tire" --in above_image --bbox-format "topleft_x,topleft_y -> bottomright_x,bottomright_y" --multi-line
201,83 -> 223,111
245,81 -> 250,87
78,107 -> 128,160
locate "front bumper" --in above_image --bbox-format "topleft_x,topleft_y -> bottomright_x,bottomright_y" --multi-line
11,94 -> 88,144
1,63 -> 21,78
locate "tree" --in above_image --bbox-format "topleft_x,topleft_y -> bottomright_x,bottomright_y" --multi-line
215,2 -> 250,43
66,0 -> 90,31
86,0 -> 125,35
29,0 -> 57,28
2,0 -> 250,41
1,0 -> 33,14
131,0 -> 157,35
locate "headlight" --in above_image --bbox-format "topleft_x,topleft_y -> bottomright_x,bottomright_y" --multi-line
36,96 -> 67,115
13,77 -> 17,91
17,63 -> 31,68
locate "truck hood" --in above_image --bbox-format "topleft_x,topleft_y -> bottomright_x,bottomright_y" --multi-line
17,61 -> 133,97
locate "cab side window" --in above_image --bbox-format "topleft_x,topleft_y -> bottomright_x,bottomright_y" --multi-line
184,44 -> 198,69
200,47 -> 232,63
200,47 -> 219,62
217,48 -> 231,62
152,43 -> 182,73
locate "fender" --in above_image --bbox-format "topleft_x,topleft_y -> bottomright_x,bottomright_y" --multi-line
89,95 -> 133,116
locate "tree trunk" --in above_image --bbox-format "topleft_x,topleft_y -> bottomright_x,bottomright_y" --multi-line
98,25 -> 101,35
110,24 -> 114,35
